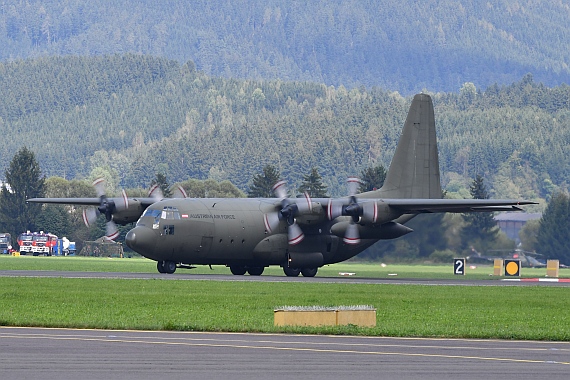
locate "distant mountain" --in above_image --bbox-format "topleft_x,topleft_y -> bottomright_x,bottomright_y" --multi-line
1,0 -> 569,94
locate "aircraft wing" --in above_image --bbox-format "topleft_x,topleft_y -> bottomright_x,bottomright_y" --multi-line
382,199 -> 537,214
27,197 -> 158,208
27,197 -> 103,206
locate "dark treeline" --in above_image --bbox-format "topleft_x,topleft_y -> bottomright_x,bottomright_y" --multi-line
0,55 -> 568,201
1,1 -> 570,93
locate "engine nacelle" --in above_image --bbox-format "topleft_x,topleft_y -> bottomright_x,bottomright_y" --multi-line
112,199 -> 145,225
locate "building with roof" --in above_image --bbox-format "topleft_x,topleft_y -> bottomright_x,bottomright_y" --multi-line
494,213 -> 542,244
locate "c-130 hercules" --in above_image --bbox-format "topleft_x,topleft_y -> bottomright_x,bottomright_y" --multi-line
28,94 -> 535,276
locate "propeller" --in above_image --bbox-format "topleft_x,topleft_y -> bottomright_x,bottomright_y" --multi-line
263,181 -> 313,245
82,178 -> 128,241
171,184 -> 188,198
149,183 -> 188,199
327,177 -> 378,245
148,183 -> 164,200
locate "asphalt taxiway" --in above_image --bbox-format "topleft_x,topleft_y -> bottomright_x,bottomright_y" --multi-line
1,269 -> 570,286
1,327 -> 568,380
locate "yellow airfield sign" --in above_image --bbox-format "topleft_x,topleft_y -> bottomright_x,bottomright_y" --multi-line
504,259 -> 521,277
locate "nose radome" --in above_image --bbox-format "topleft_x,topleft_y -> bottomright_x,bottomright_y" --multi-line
125,226 -> 155,255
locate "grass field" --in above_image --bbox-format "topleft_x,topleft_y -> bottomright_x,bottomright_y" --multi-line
1,255 -> 569,340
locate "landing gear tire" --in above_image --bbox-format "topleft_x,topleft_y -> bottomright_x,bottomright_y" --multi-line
164,261 -> 177,274
301,267 -> 318,277
247,267 -> 264,276
283,267 -> 301,277
158,261 -> 176,274
230,265 -> 247,275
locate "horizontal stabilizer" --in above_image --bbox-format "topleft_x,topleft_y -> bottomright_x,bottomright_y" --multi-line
383,199 -> 537,214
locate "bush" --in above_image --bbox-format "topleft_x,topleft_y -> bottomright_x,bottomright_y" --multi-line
429,249 -> 456,263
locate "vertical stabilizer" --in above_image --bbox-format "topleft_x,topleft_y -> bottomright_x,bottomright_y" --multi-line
375,94 -> 442,199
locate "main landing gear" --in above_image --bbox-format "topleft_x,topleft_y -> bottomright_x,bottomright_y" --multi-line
157,260 -> 177,274
283,266 -> 318,277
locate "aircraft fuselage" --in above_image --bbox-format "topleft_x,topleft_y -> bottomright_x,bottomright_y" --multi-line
125,198 -> 374,270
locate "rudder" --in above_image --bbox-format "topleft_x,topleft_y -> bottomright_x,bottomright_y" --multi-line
373,94 -> 442,199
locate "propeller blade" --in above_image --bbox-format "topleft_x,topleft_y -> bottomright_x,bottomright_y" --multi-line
172,184 -> 188,199
115,189 -> 129,211
105,221 -> 120,241
93,177 -> 106,198
296,192 -> 312,214
347,177 -> 362,196
263,212 -> 280,233
327,199 -> 343,220
343,223 -> 360,245
288,223 -> 305,245
148,184 -> 164,200
362,201 -> 378,223
82,208 -> 98,227
272,180 -> 288,199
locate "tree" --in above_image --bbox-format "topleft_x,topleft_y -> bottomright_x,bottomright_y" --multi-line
0,147 -> 46,245
177,178 -> 245,198
150,172 -> 172,198
519,219 -> 540,252
248,165 -> 280,198
43,177 -> 95,249
359,165 -> 387,192
460,174 -> 499,251
35,204 -> 72,238
297,167 -> 328,197
535,192 -> 570,264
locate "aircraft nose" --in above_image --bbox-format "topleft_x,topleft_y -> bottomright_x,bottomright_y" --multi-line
125,226 -> 155,255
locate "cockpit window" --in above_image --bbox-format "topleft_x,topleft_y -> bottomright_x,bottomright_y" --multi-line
161,206 -> 181,220
142,209 -> 161,218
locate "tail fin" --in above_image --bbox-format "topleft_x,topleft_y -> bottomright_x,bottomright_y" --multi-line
374,93 -> 442,199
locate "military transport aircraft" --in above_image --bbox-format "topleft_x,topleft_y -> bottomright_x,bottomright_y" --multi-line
28,94 -> 536,277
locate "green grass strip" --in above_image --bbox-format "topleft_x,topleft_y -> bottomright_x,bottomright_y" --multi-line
2,256 -> 568,279
0,277 -> 568,341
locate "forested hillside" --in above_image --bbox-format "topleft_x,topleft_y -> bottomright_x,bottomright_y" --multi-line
1,0 -> 569,93
0,55 -> 568,203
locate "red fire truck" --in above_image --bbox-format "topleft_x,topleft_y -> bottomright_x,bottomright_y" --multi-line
17,231 -> 34,255
31,232 -> 58,256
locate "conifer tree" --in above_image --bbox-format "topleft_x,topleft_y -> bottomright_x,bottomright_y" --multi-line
461,174 -> 499,249
248,165 -> 280,198
359,165 -> 387,192
150,172 -> 172,198
0,147 -> 45,244
297,167 -> 328,197
536,192 -> 570,264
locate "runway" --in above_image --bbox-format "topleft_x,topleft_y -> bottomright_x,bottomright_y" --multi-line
1,269 -> 570,286
0,327 -> 568,380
